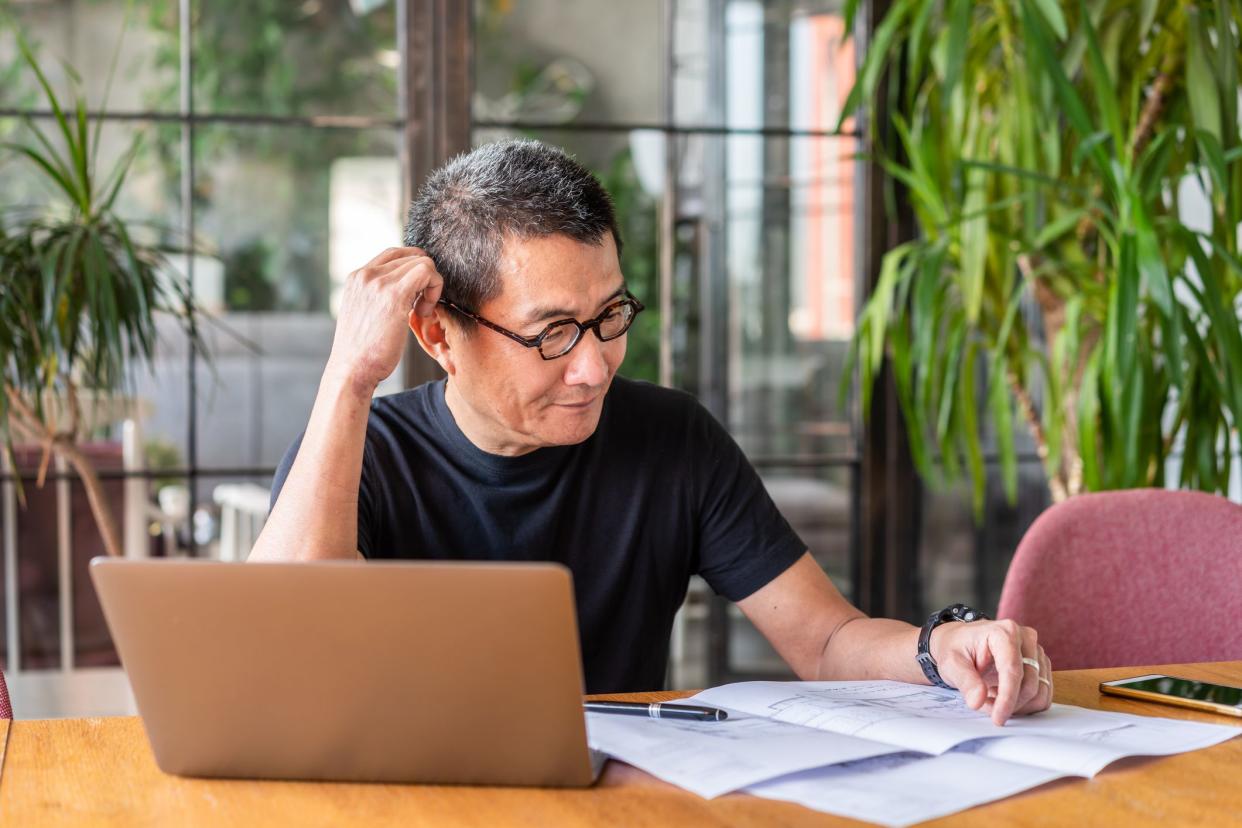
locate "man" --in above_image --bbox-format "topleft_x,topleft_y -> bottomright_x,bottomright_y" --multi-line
251,139 -> 1052,724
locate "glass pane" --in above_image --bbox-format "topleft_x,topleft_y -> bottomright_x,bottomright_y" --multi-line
668,132 -> 858,457
194,124 -> 401,314
0,115 -> 182,232
919,464 -> 1050,622
474,0 -> 662,127
0,116 -> 180,220
673,0 -> 857,133
763,462 -> 853,587
194,314 -> 334,477
729,133 -> 858,458
731,463 -> 854,675
133,323 -> 193,474
467,127 -> 663,384
475,1 -> 855,134
0,1 -> 180,112
0,117 -> 50,212
192,0 -> 398,118
192,125 -> 401,475
669,462 -> 854,686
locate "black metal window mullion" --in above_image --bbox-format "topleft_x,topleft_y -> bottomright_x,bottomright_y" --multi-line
179,0 -> 198,554
0,108 -> 404,130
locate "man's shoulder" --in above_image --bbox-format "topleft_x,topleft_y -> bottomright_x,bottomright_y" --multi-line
363,380 -> 444,447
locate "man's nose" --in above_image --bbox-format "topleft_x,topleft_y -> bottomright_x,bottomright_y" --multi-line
562,332 -> 609,386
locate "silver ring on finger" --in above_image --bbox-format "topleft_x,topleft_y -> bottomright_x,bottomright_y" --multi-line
1021,657 -> 1040,672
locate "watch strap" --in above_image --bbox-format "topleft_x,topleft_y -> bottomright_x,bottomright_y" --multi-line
917,603 -> 989,689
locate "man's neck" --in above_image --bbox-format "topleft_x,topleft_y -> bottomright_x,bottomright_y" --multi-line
443,378 -> 538,457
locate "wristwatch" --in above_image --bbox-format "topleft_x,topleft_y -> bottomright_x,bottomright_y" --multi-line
916,603 -> 989,689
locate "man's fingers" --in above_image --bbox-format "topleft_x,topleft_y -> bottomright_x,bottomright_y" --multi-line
938,620 -> 1050,722
413,275 -> 445,317
365,255 -> 445,315
1035,646 -> 1054,711
987,621 -> 1025,725
1014,626 -> 1042,712
369,253 -> 436,283
328,247 -> 443,390
350,249 -> 434,286
1015,646 -> 1053,715
941,652 -> 990,710
363,246 -> 426,270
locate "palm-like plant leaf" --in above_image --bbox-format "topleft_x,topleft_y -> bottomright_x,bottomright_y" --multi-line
843,0 -> 1242,512
1,30 -> 204,556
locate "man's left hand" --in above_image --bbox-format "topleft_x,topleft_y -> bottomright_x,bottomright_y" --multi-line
930,619 -> 1052,725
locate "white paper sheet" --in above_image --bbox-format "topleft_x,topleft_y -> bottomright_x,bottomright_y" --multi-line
744,751 -> 1066,828
689,681 -> 1157,754
585,709 -> 901,798
586,679 -> 1241,823
746,714 -> 1242,827
956,713 -> 1242,777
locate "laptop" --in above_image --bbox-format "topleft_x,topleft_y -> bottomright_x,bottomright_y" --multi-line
90,558 -> 606,786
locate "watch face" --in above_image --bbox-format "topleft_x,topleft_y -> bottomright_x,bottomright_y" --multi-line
946,604 -> 986,623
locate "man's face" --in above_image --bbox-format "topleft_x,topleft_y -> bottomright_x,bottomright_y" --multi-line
442,232 -> 628,454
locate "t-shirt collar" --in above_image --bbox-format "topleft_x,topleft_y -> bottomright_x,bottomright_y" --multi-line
429,378 -> 578,476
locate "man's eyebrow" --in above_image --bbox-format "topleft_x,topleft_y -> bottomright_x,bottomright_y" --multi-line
524,284 -> 627,324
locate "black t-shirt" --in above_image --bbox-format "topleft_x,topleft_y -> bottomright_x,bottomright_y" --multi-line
271,376 -> 806,693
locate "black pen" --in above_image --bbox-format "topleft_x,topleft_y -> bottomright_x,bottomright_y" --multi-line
584,701 -> 728,721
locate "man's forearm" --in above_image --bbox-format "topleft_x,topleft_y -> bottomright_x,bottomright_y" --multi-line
248,368 -> 373,562
744,554 -> 1048,721
816,617 -> 926,684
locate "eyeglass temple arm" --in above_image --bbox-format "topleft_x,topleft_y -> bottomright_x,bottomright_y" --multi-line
436,299 -> 542,347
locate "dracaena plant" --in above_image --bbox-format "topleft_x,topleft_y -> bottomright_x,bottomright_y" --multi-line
0,33 -> 200,557
841,0 -> 1242,515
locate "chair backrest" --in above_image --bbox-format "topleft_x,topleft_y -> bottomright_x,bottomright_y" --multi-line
997,488 -> 1242,670
0,668 -> 11,719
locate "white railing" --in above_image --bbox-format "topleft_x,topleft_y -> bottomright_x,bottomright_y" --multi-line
213,483 -> 272,562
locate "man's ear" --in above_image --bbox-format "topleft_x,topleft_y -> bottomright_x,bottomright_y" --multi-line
409,307 -> 456,375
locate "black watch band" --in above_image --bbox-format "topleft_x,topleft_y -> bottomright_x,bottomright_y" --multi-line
916,603 -> 989,689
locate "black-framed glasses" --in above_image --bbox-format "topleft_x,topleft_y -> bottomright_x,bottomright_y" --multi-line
437,291 -> 645,360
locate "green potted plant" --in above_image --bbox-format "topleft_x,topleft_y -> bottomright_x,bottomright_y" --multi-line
0,35 -> 200,557
841,0 -> 1242,515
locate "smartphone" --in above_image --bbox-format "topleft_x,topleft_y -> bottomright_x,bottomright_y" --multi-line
1099,674 -> 1242,718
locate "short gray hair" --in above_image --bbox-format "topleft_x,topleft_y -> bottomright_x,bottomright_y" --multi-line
403,139 -> 622,317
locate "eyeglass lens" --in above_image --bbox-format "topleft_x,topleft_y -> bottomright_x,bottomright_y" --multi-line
539,301 -> 637,358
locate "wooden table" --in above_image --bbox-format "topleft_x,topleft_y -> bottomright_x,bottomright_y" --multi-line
2,662 -> 1240,827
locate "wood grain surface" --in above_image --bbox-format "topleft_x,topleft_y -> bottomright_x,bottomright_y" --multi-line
0,720 -> 8,786
0,662 -> 1239,827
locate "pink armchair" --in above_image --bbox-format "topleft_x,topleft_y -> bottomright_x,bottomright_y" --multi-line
997,489 -> 1242,670
1,669 -> 11,719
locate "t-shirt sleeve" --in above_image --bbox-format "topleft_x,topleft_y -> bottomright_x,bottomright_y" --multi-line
690,404 -> 808,601
269,429 -> 381,558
